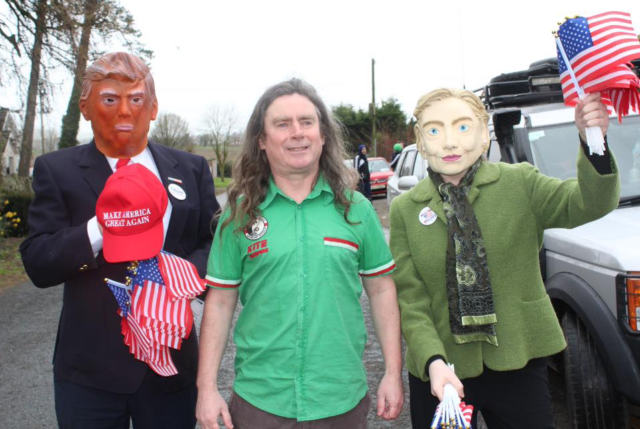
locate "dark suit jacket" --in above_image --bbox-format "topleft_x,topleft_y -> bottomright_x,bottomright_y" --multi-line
20,140 -> 219,394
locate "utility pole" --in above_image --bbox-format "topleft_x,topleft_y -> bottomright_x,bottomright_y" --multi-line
371,58 -> 377,157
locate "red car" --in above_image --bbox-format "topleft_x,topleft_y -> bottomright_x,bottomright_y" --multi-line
368,157 -> 394,197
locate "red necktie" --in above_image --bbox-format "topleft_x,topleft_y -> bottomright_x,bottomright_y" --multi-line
115,158 -> 131,170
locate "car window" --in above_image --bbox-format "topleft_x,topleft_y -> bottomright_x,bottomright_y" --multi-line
488,134 -> 502,163
413,153 -> 425,180
400,150 -> 417,177
528,115 -> 640,199
370,159 -> 391,173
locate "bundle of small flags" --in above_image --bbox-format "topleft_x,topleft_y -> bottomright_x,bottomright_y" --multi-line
430,366 -> 474,429
105,250 -> 207,376
555,11 -> 640,154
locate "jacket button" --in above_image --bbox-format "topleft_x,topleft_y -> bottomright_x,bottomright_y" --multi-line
79,264 -> 89,272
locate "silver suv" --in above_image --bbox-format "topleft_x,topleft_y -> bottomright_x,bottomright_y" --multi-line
484,58 -> 640,427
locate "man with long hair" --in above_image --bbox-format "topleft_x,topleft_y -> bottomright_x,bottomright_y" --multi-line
196,78 -> 403,429
20,52 -> 218,428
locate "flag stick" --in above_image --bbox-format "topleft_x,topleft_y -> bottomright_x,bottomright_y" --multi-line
556,37 -> 606,155
105,278 -> 132,291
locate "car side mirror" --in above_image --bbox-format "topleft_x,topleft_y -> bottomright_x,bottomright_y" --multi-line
398,175 -> 419,190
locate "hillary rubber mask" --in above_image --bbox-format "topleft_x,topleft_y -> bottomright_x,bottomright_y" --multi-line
415,97 -> 488,184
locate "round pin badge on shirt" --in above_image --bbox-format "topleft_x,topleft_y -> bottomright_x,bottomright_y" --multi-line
418,206 -> 437,226
245,216 -> 268,240
168,183 -> 186,201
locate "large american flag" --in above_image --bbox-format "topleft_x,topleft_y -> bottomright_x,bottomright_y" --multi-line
557,11 -> 640,118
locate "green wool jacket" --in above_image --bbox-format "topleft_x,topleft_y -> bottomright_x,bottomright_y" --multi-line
389,148 -> 620,381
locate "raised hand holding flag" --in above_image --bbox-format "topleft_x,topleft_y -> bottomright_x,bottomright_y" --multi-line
555,11 -> 640,155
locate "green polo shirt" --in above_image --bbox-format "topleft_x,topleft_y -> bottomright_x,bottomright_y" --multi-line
205,175 -> 395,421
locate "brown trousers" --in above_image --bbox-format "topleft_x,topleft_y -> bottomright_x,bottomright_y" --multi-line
229,391 -> 371,429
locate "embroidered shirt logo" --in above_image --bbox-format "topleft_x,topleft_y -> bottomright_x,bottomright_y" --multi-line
247,239 -> 269,259
245,216 -> 268,240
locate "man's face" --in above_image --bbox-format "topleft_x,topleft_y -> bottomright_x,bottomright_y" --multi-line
416,97 -> 488,184
80,75 -> 158,158
259,94 -> 324,179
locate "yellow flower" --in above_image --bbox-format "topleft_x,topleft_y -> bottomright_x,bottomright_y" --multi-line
16,218 -> 21,223
3,200 -> 8,205
13,224 -> 18,228
5,212 -> 12,218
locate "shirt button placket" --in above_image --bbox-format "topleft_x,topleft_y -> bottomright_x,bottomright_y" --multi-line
294,202 -> 308,417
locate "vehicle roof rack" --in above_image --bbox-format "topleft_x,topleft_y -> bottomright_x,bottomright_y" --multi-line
482,58 -> 640,110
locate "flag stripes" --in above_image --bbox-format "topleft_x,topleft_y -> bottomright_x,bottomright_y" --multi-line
105,252 -> 205,377
557,11 -> 640,120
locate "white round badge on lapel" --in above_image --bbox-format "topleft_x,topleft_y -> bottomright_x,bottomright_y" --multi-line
168,183 -> 186,201
418,206 -> 437,226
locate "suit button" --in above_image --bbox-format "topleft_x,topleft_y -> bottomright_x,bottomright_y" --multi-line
79,264 -> 89,272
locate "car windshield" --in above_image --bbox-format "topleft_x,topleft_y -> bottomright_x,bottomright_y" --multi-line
369,159 -> 390,173
528,115 -> 640,200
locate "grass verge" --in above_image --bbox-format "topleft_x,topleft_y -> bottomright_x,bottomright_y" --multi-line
214,177 -> 233,195
0,237 -> 28,292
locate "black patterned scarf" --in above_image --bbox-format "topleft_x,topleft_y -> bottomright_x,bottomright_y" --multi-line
428,159 -> 498,346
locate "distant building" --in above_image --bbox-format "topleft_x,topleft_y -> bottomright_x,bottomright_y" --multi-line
0,108 -> 20,176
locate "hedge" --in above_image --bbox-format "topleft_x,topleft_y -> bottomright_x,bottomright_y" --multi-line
0,192 -> 32,237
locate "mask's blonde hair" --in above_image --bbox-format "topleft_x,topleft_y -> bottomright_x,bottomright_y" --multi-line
413,88 -> 489,158
81,52 -> 156,102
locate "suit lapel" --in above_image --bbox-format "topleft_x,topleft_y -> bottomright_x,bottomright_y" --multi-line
148,142 -> 188,252
79,141 -> 112,198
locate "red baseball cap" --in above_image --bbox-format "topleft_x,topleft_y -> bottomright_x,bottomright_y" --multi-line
97,163 -> 168,263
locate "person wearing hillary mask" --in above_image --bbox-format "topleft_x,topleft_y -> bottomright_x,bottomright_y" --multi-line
20,52 -> 219,429
389,88 -> 620,428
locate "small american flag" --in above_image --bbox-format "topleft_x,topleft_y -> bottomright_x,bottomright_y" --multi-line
460,402 -> 473,427
132,257 -> 165,286
557,12 -> 640,118
106,280 -> 132,318
158,250 -> 206,301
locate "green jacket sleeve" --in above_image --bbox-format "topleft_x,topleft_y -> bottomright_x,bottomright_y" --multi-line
389,196 -> 446,380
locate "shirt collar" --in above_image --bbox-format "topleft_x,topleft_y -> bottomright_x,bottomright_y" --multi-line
105,147 -> 153,172
259,174 -> 335,210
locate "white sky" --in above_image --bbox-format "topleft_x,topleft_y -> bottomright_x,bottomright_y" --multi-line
2,0 -> 640,143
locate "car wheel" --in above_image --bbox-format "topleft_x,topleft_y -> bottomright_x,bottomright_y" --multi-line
562,311 -> 629,428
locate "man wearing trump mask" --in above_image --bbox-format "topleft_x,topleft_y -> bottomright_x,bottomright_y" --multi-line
21,52 -> 218,428
389,88 -> 620,428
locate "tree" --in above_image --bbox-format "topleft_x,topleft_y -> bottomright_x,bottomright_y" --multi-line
150,112 -> 194,153
16,0 -> 47,177
35,125 -> 58,154
58,0 -> 151,149
57,0 -> 97,149
333,98 -> 410,158
203,106 -> 238,182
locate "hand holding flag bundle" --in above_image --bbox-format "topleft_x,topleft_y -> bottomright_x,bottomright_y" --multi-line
555,11 -> 640,155
430,365 -> 474,429
105,250 -> 207,376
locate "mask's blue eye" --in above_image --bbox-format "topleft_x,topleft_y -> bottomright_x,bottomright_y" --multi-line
459,124 -> 470,133
427,128 -> 439,136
